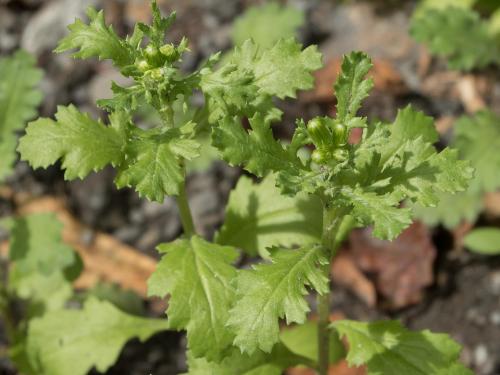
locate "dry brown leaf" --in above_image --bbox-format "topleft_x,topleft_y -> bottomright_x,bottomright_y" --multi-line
331,251 -> 376,307
420,71 -> 461,100
456,75 -> 487,113
484,192 -> 500,217
435,116 -> 456,135
302,58 -> 406,103
349,222 -> 435,309
125,0 -> 168,23
451,221 -> 474,253
14,196 -> 157,297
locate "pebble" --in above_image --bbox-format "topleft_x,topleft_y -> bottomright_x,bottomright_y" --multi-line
198,0 -> 240,21
0,7 -> 17,52
490,271 -> 500,295
490,311 -> 500,325
21,0 -> 97,56
474,345 -> 488,366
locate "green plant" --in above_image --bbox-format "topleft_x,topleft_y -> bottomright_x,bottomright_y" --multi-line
413,110 -> 500,229
188,1 -> 305,173
0,213 -> 168,375
13,2 -> 474,374
0,51 -> 43,181
410,0 -> 500,70
410,0 -> 500,245
231,2 -> 304,49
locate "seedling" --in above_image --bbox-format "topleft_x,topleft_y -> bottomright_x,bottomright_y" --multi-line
411,0 -> 500,70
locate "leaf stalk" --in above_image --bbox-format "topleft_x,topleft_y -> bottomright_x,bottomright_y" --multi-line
317,203 -> 352,375
176,179 -> 196,237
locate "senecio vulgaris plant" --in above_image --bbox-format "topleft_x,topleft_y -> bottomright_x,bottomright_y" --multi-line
16,2 -> 475,374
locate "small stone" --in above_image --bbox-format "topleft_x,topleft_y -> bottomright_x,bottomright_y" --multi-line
114,225 -> 142,244
490,271 -> 500,295
490,311 -> 500,325
21,0 -> 98,56
466,308 -> 487,326
0,7 -> 17,52
474,345 -> 488,366
190,190 -> 219,218
136,226 -> 162,252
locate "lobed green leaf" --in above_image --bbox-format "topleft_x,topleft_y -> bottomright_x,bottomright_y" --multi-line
0,50 -> 42,180
333,320 -> 473,375
147,236 -> 238,360
228,245 -> 329,354
212,114 -> 303,178
115,128 -> 199,201
25,297 -> 168,375
7,213 -> 80,312
334,51 -> 373,124
411,6 -> 500,70
56,7 -> 133,67
453,110 -> 500,192
18,105 -> 126,180
201,38 -> 321,122
18,105 -> 198,201
231,3 -> 304,48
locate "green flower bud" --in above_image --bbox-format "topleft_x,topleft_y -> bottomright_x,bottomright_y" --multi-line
307,117 -> 332,149
144,44 -> 159,59
160,43 -> 176,57
332,123 -> 347,145
136,59 -> 150,72
311,149 -> 328,164
333,148 -> 348,162
150,68 -> 163,80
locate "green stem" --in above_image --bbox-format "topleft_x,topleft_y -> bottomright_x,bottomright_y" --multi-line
317,204 -> 350,375
177,181 -> 196,237
0,288 -> 16,343
317,280 -> 330,375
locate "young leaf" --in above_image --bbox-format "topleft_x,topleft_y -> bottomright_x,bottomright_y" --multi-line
411,6 -> 500,70
231,3 -> 304,48
216,174 -> 322,257
346,106 -> 473,239
147,236 -> 238,360
333,320 -> 473,375
228,245 -> 329,354
115,127 -> 200,201
25,297 -> 169,375
18,106 -> 197,201
453,110 -> 500,192
201,38 -> 321,122
252,38 -> 322,99
334,51 -> 374,124
341,189 -> 412,241
0,50 -> 42,180
463,227 -> 500,255
55,7 -> 133,67
18,105 -> 126,180
212,114 -> 303,178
